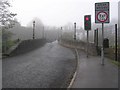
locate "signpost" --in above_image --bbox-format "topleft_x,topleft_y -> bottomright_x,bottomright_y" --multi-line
95,2 -> 110,65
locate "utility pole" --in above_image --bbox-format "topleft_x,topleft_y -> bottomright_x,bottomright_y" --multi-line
33,21 -> 35,39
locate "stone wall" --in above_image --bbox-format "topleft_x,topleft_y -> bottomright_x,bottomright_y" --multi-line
59,39 -> 97,56
9,39 -> 46,56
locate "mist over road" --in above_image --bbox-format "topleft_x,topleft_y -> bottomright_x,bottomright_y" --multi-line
3,40 -> 76,88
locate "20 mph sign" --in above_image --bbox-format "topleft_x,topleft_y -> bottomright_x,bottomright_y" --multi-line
95,2 -> 109,23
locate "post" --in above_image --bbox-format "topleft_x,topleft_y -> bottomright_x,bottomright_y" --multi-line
87,30 -> 89,58
96,28 -> 98,55
61,27 -> 62,39
74,22 -> 76,40
115,24 -> 117,61
101,23 -> 104,65
96,28 -> 98,48
58,28 -> 59,40
94,29 -> 96,45
43,26 -> 44,39
33,21 -> 35,39
94,29 -> 98,55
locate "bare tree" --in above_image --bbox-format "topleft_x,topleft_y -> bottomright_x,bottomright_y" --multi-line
0,0 -> 17,28
0,0 -> 17,53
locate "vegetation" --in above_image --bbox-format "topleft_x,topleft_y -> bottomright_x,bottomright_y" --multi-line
0,0 -> 17,27
2,26 -> 21,53
0,0 -> 17,53
110,60 -> 120,67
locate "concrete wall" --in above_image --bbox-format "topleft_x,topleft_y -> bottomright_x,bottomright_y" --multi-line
10,39 -> 46,56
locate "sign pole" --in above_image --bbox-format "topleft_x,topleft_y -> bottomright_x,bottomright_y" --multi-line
101,23 -> 104,65
95,2 -> 109,65
87,30 -> 89,58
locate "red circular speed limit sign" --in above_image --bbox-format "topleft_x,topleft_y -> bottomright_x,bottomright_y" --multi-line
96,11 -> 108,22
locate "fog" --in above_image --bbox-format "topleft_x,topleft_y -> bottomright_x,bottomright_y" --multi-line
10,0 -> 118,27
7,0 -> 119,45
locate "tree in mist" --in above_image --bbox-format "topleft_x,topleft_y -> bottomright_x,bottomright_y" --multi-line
0,0 -> 17,28
0,0 -> 17,53
27,17 -> 43,28
63,22 -> 73,31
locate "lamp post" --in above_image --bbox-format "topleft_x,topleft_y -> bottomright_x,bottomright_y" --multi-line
74,22 -> 76,40
33,21 -> 35,39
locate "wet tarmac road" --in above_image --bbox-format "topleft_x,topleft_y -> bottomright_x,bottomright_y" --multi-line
3,41 -> 76,88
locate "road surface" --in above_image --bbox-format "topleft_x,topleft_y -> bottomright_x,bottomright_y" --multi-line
3,40 -> 76,88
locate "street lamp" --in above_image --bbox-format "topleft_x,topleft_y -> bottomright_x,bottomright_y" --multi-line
33,21 -> 35,39
74,22 -> 76,40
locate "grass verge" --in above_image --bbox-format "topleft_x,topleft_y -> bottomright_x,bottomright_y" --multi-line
110,60 -> 120,67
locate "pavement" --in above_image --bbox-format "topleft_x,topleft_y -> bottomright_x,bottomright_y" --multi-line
72,50 -> 118,88
3,40 -> 76,88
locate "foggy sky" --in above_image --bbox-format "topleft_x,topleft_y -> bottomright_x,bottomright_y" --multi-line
10,0 -> 119,27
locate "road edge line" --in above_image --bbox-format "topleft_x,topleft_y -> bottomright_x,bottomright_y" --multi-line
67,48 -> 79,89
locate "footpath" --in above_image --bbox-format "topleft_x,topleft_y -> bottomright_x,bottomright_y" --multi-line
71,49 -> 118,88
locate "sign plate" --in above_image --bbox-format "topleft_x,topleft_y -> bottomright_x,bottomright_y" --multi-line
95,2 -> 109,23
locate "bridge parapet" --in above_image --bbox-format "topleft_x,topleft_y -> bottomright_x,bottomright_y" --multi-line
59,39 -> 97,56
6,39 -> 46,57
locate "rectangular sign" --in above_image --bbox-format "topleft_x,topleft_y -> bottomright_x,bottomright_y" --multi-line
95,2 -> 109,23
95,2 -> 109,11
